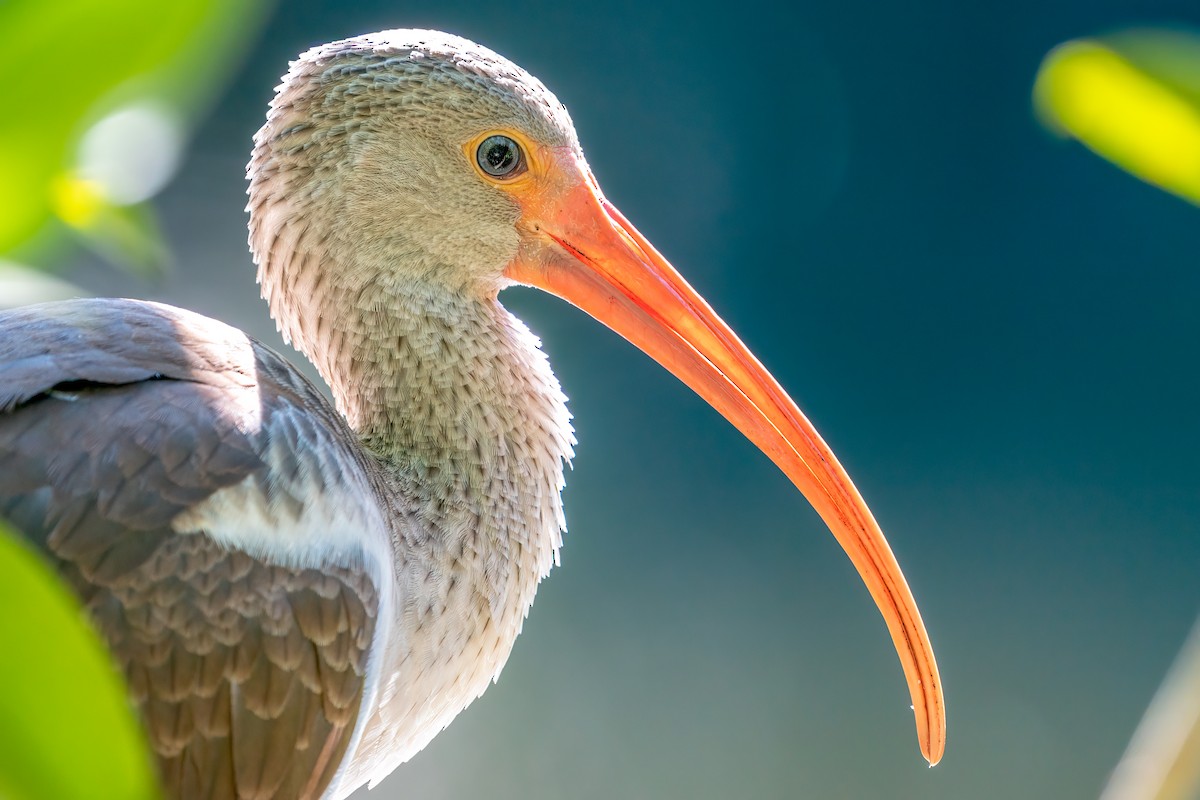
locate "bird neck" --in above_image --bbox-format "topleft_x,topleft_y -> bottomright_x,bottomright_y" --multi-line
288,271 -> 574,591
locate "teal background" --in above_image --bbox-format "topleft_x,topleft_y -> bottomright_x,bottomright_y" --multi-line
59,1 -> 1200,797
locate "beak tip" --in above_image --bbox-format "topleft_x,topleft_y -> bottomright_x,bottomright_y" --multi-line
922,718 -> 946,766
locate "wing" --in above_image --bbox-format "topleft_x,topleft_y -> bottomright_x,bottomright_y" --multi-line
0,299 -> 388,800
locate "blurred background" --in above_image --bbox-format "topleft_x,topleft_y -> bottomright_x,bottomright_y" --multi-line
3,0 -> 1200,798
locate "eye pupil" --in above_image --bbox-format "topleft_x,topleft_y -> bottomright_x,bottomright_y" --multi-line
477,135 -> 523,177
486,144 -> 511,169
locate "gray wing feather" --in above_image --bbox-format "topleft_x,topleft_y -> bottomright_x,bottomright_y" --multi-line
0,299 -> 380,800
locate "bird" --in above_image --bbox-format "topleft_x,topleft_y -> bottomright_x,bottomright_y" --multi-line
0,29 -> 945,799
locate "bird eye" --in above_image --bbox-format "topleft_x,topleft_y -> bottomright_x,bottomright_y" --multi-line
476,135 -> 525,178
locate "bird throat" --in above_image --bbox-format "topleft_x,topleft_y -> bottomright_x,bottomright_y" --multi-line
309,272 -> 573,565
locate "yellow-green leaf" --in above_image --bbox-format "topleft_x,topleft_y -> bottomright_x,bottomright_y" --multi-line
0,0 -> 271,261
1034,29 -> 1200,205
0,522 -> 160,800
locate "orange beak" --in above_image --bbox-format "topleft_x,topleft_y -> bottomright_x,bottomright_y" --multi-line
504,149 -> 945,766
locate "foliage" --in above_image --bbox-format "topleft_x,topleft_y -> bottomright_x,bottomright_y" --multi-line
1035,28 -> 1200,205
0,0 -> 271,271
0,523 -> 160,800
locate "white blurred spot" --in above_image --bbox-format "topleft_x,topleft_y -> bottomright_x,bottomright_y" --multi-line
77,103 -> 183,205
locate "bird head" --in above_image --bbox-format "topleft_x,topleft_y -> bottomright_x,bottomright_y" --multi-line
249,30 -> 585,300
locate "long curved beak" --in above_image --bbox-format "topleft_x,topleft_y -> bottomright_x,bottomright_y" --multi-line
504,153 -> 945,766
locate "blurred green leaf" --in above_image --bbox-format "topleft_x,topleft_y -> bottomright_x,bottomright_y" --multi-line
0,0 -> 271,267
0,522 -> 160,799
1034,27 -> 1200,205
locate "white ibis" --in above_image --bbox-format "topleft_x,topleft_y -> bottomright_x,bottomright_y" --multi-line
0,29 -> 945,799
